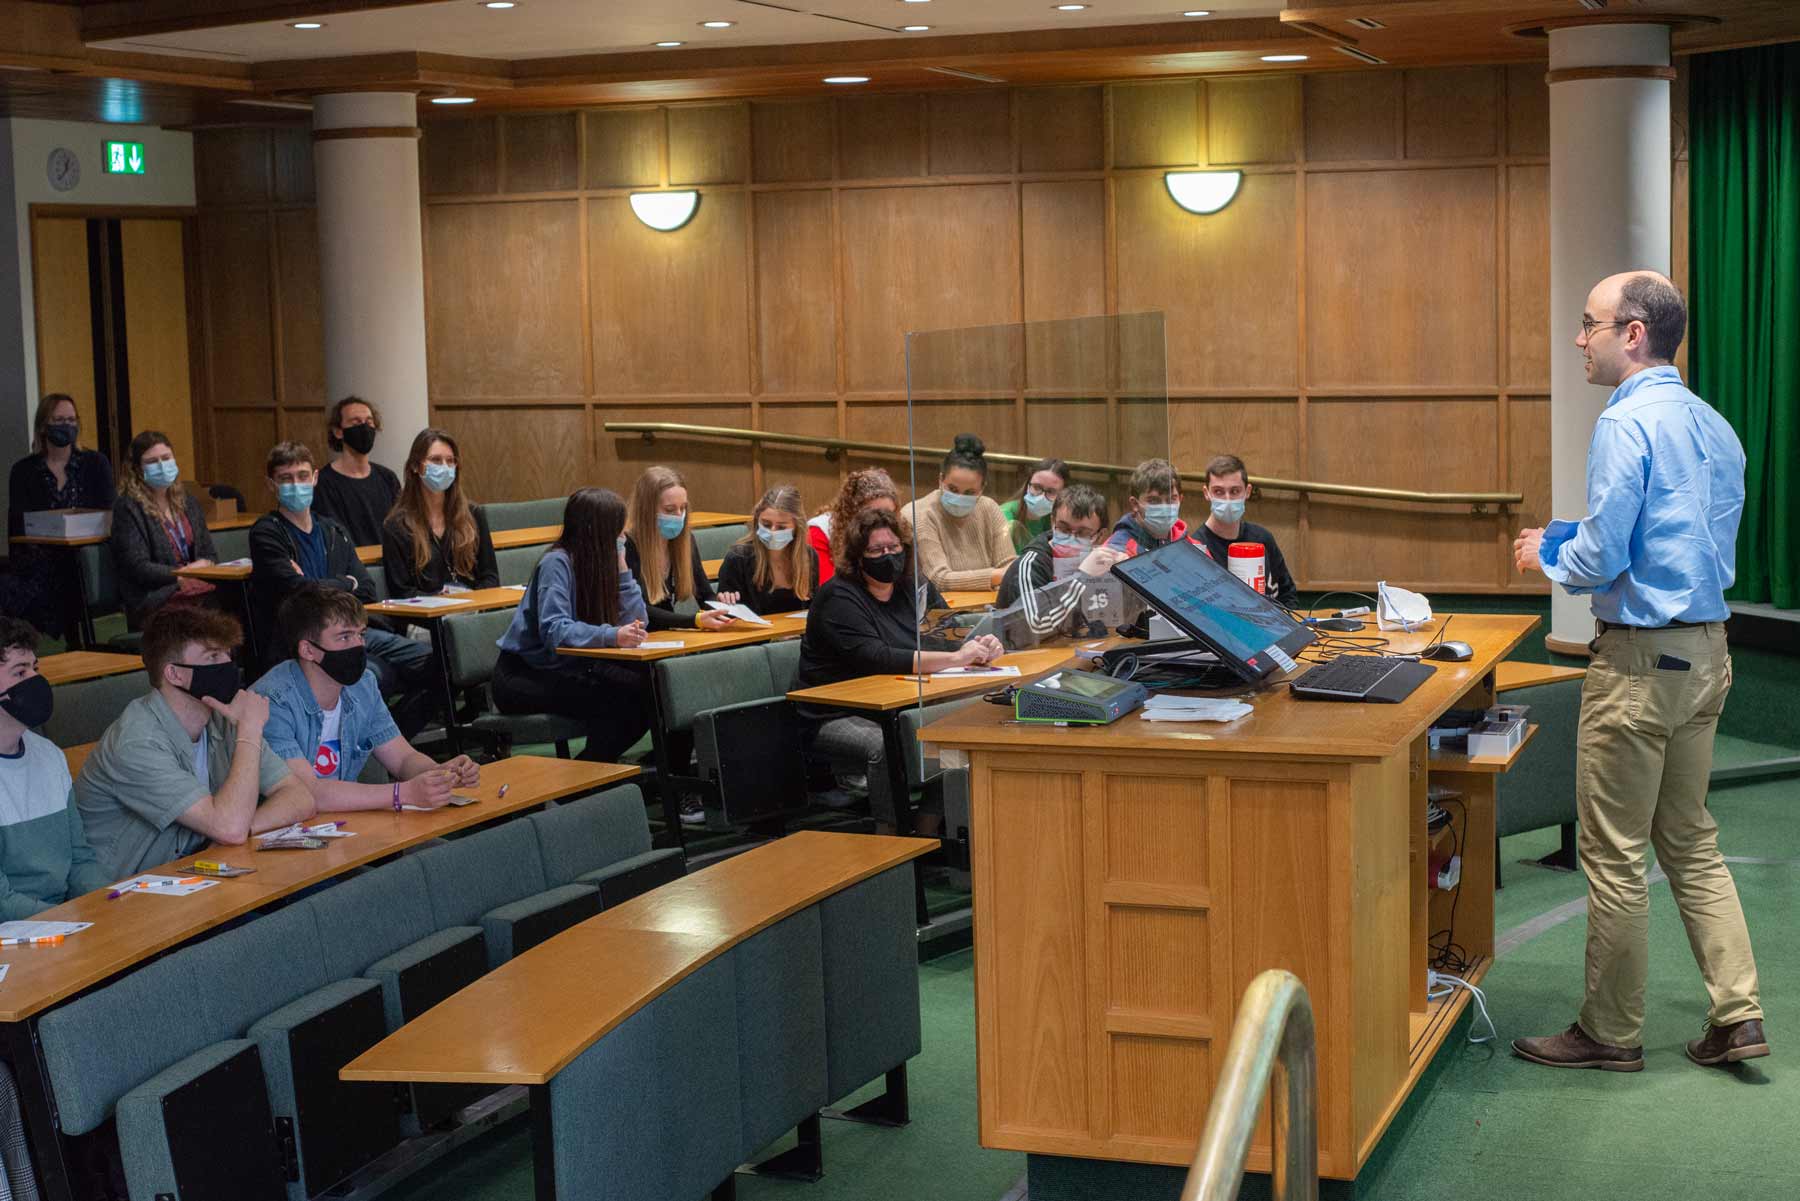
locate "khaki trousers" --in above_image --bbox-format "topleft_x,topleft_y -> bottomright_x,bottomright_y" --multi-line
1576,621 -> 1762,1047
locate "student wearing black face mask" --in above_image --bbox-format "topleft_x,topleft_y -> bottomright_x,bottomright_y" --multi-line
794,507 -> 1003,834
252,586 -> 478,813
312,396 -> 401,549
0,618 -> 110,916
6,394 -> 116,638
73,607 -> 314,878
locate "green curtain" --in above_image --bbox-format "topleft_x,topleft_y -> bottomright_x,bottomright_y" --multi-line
1690,43 -> 1800,607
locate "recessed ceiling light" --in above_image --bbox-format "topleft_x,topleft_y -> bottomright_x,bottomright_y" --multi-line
1053,3 -> 1089,9
1182,9 -> 1211,15
1260,53 -> 1308,61
654,40 -> 684,47
699,19 -> 735,28
289,21 -> 324,29
824,75 -> 870,84
902,24 -> 931,31
431,96 -> 477,104
482,1 -> 516,8
902,1 -> 931,4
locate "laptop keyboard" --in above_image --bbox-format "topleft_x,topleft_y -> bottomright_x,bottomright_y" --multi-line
1292,655 -> 1411,698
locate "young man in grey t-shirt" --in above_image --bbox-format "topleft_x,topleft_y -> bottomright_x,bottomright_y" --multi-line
75,607 -> 313,879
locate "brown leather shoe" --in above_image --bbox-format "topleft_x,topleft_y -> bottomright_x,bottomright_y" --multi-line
1686,1018 -> 1770,1066
1512,1023 -> 1644,1072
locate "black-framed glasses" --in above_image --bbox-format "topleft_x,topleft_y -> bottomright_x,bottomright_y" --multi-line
1579,317 -> 1629,337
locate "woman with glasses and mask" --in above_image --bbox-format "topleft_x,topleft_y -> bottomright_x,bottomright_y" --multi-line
313,396 -> 400,549
716,484 -> 816,615
999,457 -> 1070,553
110,430 -> 220,630
795,506 -> 1003,834
379,428 -> 497,600
907,433 -> 1016,594
5,394 -> 116,637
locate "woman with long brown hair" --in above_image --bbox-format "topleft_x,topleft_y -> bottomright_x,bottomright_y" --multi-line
493,487 -> 649,762
379,428 -> 498,597
804,467 -> 901,586
716,484 -> 817,615
110,430 -> 219,629
622,465 -> 736,630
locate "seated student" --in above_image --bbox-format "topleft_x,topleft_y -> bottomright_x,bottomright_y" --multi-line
716,484 -> 817,615
254,587 -> 478,811
249,441 -> 433,705
999,458 -> 1070,553
996,484 -> 1126,635
494,487 -> 651,763
380,428 -> 498,598
908,434 -> 1017,593
0,618 -> 110,916
807,467 -> 900,585
1105,457 -> 1210,558
110,429 -> 219,630
312,396 -> 401,549
1195,453 -> 1298,606
796,507 -> 1003,835
622,465 -> 737,631
74,607 -> 314,878
6,393 -> 116,639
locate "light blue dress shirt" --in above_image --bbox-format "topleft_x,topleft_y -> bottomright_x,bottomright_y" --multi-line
1540,365 -> 1745,627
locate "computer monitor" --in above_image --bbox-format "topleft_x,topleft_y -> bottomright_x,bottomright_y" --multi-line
1110,540 -> 1316,684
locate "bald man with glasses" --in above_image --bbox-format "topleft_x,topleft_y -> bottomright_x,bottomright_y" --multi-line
1511,271 -> 1765,1074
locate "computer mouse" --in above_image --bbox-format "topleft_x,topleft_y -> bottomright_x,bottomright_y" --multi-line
1421,640 -> 1474,662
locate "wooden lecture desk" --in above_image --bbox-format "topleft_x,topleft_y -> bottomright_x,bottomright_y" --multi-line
38,651 -> 141,686
9,531 -> 107,649
173,560 -> 251,581
209,512 -> 256,531
366,586 -> 527,621
921,613 -> 1540,1185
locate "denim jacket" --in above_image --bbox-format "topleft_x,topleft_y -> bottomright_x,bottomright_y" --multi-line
251,658 -> 399,783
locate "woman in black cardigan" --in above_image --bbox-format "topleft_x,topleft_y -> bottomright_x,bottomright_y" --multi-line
6,394 -> 115,637
109,430 -> 218,630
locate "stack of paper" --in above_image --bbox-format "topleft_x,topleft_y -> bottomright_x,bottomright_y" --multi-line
705,600 -> 771,626
929,665 -> 1021,681
1139,695 -> 1253,723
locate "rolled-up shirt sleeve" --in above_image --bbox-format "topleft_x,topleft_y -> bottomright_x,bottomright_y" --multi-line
1541,419 -> 1649,593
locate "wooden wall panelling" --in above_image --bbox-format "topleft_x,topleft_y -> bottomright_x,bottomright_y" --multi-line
668,104 -> 749,186
1403,67 -> 1500,160
195,128 -> 270,205
1114,171 -> 1298,391
1205,77 -> 1298,166
120,218 -> 196,466
197,211 -> 276,407
753,189 -> 837,395
1505,63 -> 1549,159
756,402 -> 843,512
848,397 -> 1020,490
1306,398 -> 1500,587
211,408 -> 280,501
838,96 -> 924,180
1505,164 -> 1549,390
583,109 -> 663,189
1508,396 -> 1551,537
502,113 -> 580,194
928,91 -> 1014,176
273,209 -> 325,409
751,100 -> 835,183
421,117 -> 500,197
441,405 -> 592,503
271,127 -> 315,205
1304,168 -> 1497,389
838,183 -> 1021,395
1022,181 -> 1107,397
279,406 -> 328,463
428,199 -> 586,398
1304,73 -> 1402,163
1016,86 -> 1104,173
28,217 -> 97,435
588,190 -> 750,395
592,404 -> 756,504
1110,81 -> 1198,169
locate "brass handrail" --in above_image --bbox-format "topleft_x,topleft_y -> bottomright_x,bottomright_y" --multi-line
1181,970 -> 1319,1201
602,421 -> 1521,510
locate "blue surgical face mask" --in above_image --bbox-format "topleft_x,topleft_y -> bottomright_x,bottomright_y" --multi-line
616,536 -> 627,551
940,490 -> 979,518
277,482 -> 314,514
656,512 -> 686,541
1210,498 -> 1246,524
757,525 -> 795,550
143,459 -> 180,488
1023,489 -> 1055,519
422,463 -> 457,493
1141,502 -> 1179,535
1050,530 -> 1093,557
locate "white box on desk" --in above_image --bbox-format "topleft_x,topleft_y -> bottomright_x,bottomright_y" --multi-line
1467,717 -> 1527,760
22,508 -> 110,538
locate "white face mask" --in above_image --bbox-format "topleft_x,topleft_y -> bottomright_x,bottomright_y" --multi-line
1049,529 -> 1093,558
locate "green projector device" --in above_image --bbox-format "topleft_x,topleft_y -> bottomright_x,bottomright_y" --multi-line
1013,670 -> 1149,725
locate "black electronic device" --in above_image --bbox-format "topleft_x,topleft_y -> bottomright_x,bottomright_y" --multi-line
1289,654 -> 1435,703
1109,540 -> 1316,685
1014,671 -> 1148,725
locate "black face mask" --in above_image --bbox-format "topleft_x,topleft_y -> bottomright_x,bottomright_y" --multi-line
341,424 -> 377,455
308,641 -> 367,687
0,673 -> 53,729
44,423 -> 77,449
175,661 -> 241,706
862,552 -> 906,584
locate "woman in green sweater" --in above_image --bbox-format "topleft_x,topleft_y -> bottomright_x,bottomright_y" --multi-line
999,457 -> 1070,552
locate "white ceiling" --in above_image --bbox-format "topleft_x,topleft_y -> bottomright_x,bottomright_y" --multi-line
92,0 -> 1282,63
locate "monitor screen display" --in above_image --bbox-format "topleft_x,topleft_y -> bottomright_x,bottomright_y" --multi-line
1110,541 -> 1315,682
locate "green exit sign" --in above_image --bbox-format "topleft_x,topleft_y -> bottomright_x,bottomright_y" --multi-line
103,141 -> 146,175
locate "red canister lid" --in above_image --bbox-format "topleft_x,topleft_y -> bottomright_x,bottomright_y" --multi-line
1229,542 -> 1263,558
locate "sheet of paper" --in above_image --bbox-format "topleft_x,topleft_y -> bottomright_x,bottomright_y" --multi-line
705,600 -> 770,626
639,640 -> 685,649
1140,696 -> 1253,723
401,795 -> 480,812
108,873 -> 220,897
389,594 -> 464,610
0,921 -> 93,940
930,665 -> 1022,680
0,964 -> 10,984
220,557 -> 252,567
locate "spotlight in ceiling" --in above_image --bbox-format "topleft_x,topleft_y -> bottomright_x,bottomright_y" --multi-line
902,24 -> 931,31
824,75 -> 871,84
431,96 -> 477,105
289,21 -> 324,29
1260,53 -> 1309,62
654,40 -> 684,47
699,19 -> 735,28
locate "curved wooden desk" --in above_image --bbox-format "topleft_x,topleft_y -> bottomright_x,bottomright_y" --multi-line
39,652 -> 141,687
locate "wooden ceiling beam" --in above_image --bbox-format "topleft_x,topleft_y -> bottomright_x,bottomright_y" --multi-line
80,0 -> 443,46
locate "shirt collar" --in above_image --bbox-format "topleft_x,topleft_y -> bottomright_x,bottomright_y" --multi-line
1607,364 -> 1682,408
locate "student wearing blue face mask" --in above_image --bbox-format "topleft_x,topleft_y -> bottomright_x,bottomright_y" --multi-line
1105,457 -> 1209,559
110,430 -> 221,629
380,428 -> 498,600
996,485 -> 1125,635
622,465 -> 737,631
908,433 -> 1017,594
716,484 -> 816,615
999,458 -> 1070,552
1194,454 -> 1297,606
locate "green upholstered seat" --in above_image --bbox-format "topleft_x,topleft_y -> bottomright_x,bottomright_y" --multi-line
479,497 -> 564,532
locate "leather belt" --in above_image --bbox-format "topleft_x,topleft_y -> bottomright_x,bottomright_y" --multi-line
1595,618 -> 1707,634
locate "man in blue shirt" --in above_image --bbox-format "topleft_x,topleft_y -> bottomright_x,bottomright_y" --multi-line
1511,271 -> 1764,1073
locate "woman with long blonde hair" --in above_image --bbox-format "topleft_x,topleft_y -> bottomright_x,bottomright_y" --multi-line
717,484 -> 816,615
622,465 -> 736,630
379,428 -> 498,597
